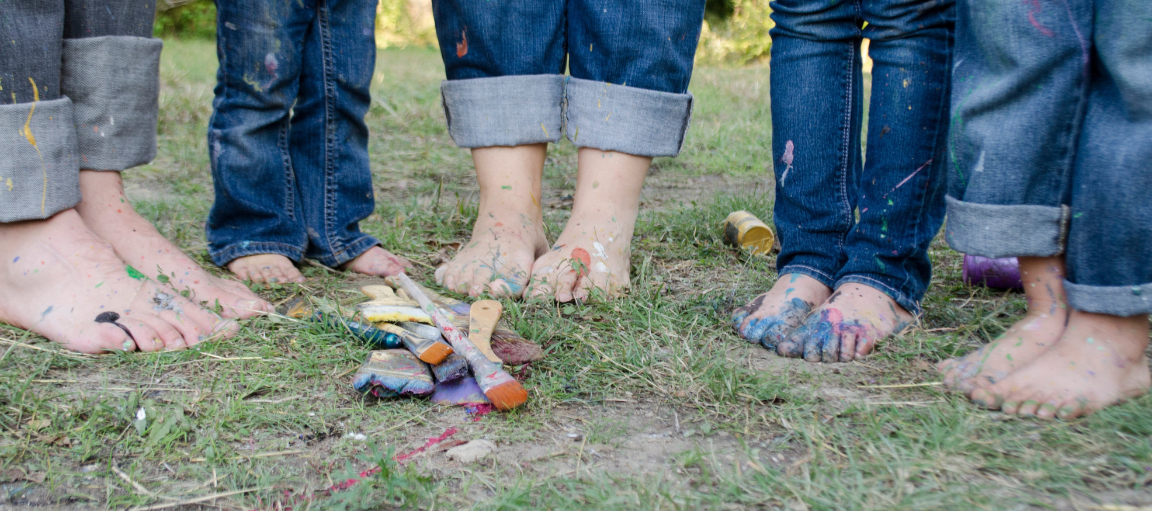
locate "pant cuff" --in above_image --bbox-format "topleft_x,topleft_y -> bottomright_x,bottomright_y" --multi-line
945,195 -> 1068,258
779,264 -> 837,291
835,274 -> 923,317
565,77 -> 693,157
209,241 -> 306,268
61,36 -> 162,171
311,235 -> 382,269
1065,280 -> 1152,317
0,98 -> 81,222
441,75 -> 564,148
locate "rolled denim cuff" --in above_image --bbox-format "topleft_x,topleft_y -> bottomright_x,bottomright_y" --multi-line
564,77 -> 693,157
0,98 -> 82,222
61,36 -> 162,171
440,75 -> 564,148
210,241 -> 306,268
944,195 -> 1068,258
1065,280 -> 1152,317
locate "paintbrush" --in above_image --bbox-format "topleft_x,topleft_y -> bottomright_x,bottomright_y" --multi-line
394,273 -> 528,411
469,300 -> 504,363
285,297 -> 401,349
384,277 -> 545,365
430,352 -> 470,383
358,285 -> 432,324
351,350 -> 435,398
376,323 -> 453,365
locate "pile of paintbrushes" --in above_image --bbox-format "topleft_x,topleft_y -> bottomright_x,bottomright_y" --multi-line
285,275 -> 541,412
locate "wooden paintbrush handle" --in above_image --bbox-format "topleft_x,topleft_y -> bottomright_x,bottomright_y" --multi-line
469,300 -> 503,363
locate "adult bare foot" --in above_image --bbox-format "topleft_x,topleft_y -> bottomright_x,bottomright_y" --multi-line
731,274 -> 831,350
939,257 -> 1069,394
75,171 -> 272,319
227,254 -> 306,285
526,148 -> 649,303
436,145 -> 548,297
778,282 -> 914,362
342,246 -> 413,277
969,310 -> 1150,419
0,210 -> 236,354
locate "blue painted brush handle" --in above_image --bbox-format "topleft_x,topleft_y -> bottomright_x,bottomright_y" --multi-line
313,312 -> 402,349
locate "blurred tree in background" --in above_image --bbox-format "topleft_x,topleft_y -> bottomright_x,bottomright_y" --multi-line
154,0 -> 772,65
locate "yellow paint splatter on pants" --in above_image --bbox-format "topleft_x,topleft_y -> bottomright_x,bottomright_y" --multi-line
20,77 -> 48,215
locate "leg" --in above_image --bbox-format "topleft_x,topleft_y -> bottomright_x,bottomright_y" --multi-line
290,0 -> 409,276
938,256 -> 1070,398
526,0 -> 707,302
971,0 -> 1152,419
206,0 -> 313,284
733,0 -> 862,350
431,0 -> 566,297
783,0 -> 955,362
0,0 -> 234,353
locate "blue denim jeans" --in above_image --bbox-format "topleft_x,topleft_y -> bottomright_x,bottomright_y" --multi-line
769,0 -> 955,315
431,0 -> 705,156
206,0 -> 380,268
0,0 -> 159,222
947,0 -> 1152,316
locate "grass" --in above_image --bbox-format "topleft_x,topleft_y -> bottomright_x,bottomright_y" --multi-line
1,39 -> 1151,510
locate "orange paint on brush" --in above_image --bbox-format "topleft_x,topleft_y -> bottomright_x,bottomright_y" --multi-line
456,29 -> 468,57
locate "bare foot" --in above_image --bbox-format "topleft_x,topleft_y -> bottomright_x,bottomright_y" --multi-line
436,145 -> 548,298
939,257 -> 1069,395
0,210 -> 236,354
74,171 -> 272,319
343,246 -> 413,278
732,274 -> 831,350
227,254 -> 306,285
526,148 -> 650,303
969,310 -> 1150,420
779,282 -> 914,362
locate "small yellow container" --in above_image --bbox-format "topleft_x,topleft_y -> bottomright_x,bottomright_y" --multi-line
723,211 -> 776,255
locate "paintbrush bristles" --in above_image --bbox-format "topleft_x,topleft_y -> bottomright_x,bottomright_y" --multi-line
394,273 -> 528,411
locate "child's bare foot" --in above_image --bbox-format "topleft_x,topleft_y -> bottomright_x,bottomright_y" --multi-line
526,148 -> 650,303
75,171 -> 273,319
436,145 -> 548,297
343,246 -> 413,277
969,310 -> 1150,420
732,274 -> 831,350
939,257 -> 1069,394
227,254 -> 305,285
0,210 -> 236,354
779,282 -> 914,362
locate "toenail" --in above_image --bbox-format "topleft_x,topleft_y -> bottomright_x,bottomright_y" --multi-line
1057,407 -> 1075,419
198,335 -> 207,342
122,340 -> 133,351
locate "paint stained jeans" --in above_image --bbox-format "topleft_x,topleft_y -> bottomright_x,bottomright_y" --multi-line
947,0 -> 1152,316
431,0 -> 706,156
206,0 -> 380,268
769,0 -> 954,315
0,0 -> 159,222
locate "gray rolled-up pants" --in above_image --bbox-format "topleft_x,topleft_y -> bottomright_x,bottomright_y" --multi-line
0,0 -> 160,223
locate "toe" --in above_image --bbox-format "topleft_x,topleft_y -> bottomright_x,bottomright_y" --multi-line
270,267 -> 289,285
552,270 -> 579,303
1016,399 -> 1041,416
838,332 -> 856,362
970,388 -> 1005,410
139,315 -> 186,350
435,265 -> 447,284
85,323 -> 140,354
228,262 -> 251,281
1036,402 -> 1060,420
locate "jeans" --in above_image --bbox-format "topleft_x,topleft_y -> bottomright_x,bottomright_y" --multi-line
0,0 -> 159,222
206,0 -> 381,268
431,0 -> 706,156
946,0 -> 1152,316
768,0 -> 955,315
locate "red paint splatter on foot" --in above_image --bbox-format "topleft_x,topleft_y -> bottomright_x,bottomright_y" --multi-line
571,247 -> 591,277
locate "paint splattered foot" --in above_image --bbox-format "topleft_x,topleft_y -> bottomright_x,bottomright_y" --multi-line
0,210 -> 237,354
228,254 -> 306,285
526,212 -> 632,303
779,282 -> 914,362
436,211 -> 546,298
968,310 -> 1150,420
732,273 -> 830,350
75,170 -> 273,319
343,246 -> 412,278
